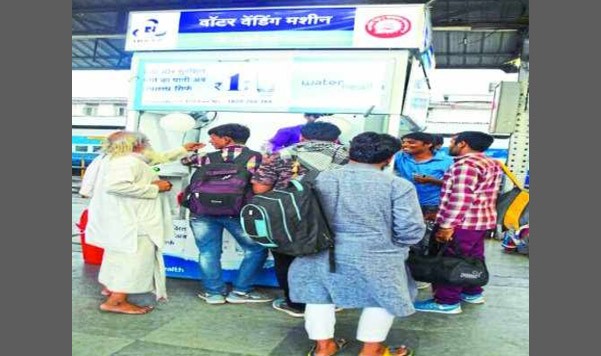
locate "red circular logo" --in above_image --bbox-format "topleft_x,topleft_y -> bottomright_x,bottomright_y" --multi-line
365,15 -> 412,39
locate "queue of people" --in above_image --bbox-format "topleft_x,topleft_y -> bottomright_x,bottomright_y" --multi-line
82,118 -> 502,355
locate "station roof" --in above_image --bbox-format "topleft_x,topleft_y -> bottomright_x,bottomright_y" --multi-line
72,0 -> 529,72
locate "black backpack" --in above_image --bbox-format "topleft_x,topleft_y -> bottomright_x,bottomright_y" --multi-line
240,171 -> 336,272
182,148 -> 258,216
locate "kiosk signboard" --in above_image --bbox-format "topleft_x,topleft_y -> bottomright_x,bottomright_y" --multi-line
126,5 -> 431,51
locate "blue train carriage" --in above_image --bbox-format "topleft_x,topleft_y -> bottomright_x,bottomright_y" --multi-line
71,114 -> 127,175
71,134 -> 105,174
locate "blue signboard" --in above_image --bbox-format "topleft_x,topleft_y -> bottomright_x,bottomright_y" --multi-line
179,8 -> 356,33
164,255 -> 278,286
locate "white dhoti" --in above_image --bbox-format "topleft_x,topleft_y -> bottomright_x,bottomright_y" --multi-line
87,154 -> 174,301
98,234 -> 167,300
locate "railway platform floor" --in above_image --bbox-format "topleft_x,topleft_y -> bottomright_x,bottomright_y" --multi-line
72,194 -> 529,356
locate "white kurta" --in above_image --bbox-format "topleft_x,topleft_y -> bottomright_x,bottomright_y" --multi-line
78,154 -> 104,198
86,153 -> 174,300
79,147 -> 187,198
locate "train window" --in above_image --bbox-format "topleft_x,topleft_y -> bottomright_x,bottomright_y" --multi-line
83,104 -> 98,116
74,145 -> 89,153
92,146 -> 102,153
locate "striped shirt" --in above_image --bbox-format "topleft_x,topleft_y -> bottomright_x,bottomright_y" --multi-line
180,144 -> 261,174
252,141 -> 349,190
436,153 -> 503,230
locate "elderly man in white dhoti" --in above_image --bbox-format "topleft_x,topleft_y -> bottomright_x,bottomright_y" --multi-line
79,131 -> 204,300
85,131 -> 177,315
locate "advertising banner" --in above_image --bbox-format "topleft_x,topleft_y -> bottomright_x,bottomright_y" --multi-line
132,51 -> 399,114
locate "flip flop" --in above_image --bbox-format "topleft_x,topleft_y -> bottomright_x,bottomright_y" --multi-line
382,345 -> 414,356
99,304 -> 151,315
307,338 -> 348,356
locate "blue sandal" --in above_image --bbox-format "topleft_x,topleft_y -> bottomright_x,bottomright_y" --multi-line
307,338 -> 348,356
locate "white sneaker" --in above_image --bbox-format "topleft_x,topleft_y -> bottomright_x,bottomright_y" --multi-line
225,290 -> 274,304
197,292 -> 226,305
461,293 -> 485,304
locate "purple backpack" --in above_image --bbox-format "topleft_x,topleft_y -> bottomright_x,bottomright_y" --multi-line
182,148 -> 257,216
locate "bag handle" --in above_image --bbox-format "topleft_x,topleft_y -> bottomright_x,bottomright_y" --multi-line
429,225 -> 465,258
498,161 -> 525,191
429,241 -> 450,258
430,240 -> 468,260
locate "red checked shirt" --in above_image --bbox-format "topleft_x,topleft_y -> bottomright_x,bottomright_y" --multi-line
435,153 -> 503,230
180,144 -> 261,174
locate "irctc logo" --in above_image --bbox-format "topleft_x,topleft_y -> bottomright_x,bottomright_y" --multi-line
365,15 -> 412,39
132,18 -> 167,38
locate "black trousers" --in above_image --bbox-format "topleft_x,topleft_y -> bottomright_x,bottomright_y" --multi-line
272,251 -> 306,311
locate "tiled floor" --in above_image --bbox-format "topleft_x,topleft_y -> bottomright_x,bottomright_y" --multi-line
72,196 -> 529,356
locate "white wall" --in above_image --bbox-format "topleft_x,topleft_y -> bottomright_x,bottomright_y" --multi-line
423,68 -> 518,137
72,70 -> 130,98
429,69 -> 518,100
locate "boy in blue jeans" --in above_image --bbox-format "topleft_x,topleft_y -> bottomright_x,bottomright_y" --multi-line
181,124 -> 273,305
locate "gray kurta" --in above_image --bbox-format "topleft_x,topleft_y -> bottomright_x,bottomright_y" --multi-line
289,163 -> 426,316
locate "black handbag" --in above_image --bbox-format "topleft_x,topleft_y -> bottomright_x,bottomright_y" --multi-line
407,239 -> 489,287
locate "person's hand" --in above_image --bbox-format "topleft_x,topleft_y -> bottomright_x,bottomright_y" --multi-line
183,142 -> 206,152
152,180 -> 172,192
435,227 -> 454,242
423,211 -> 437,222
413,174 -> 434,184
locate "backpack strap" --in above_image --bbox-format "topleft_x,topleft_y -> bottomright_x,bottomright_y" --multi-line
299,144 -> 348,172
498,161 -> 524,190
304,172 -> 335,273
301,170 -> 320,184
231,147 -> 256,167
208,147 -> 256,168
330,145 -> 347,164
328,247 -> 336,273
189,149 -> 252,183
326,174 -> 344,273
497,162 -> 529,230
206,151 -> 225,164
